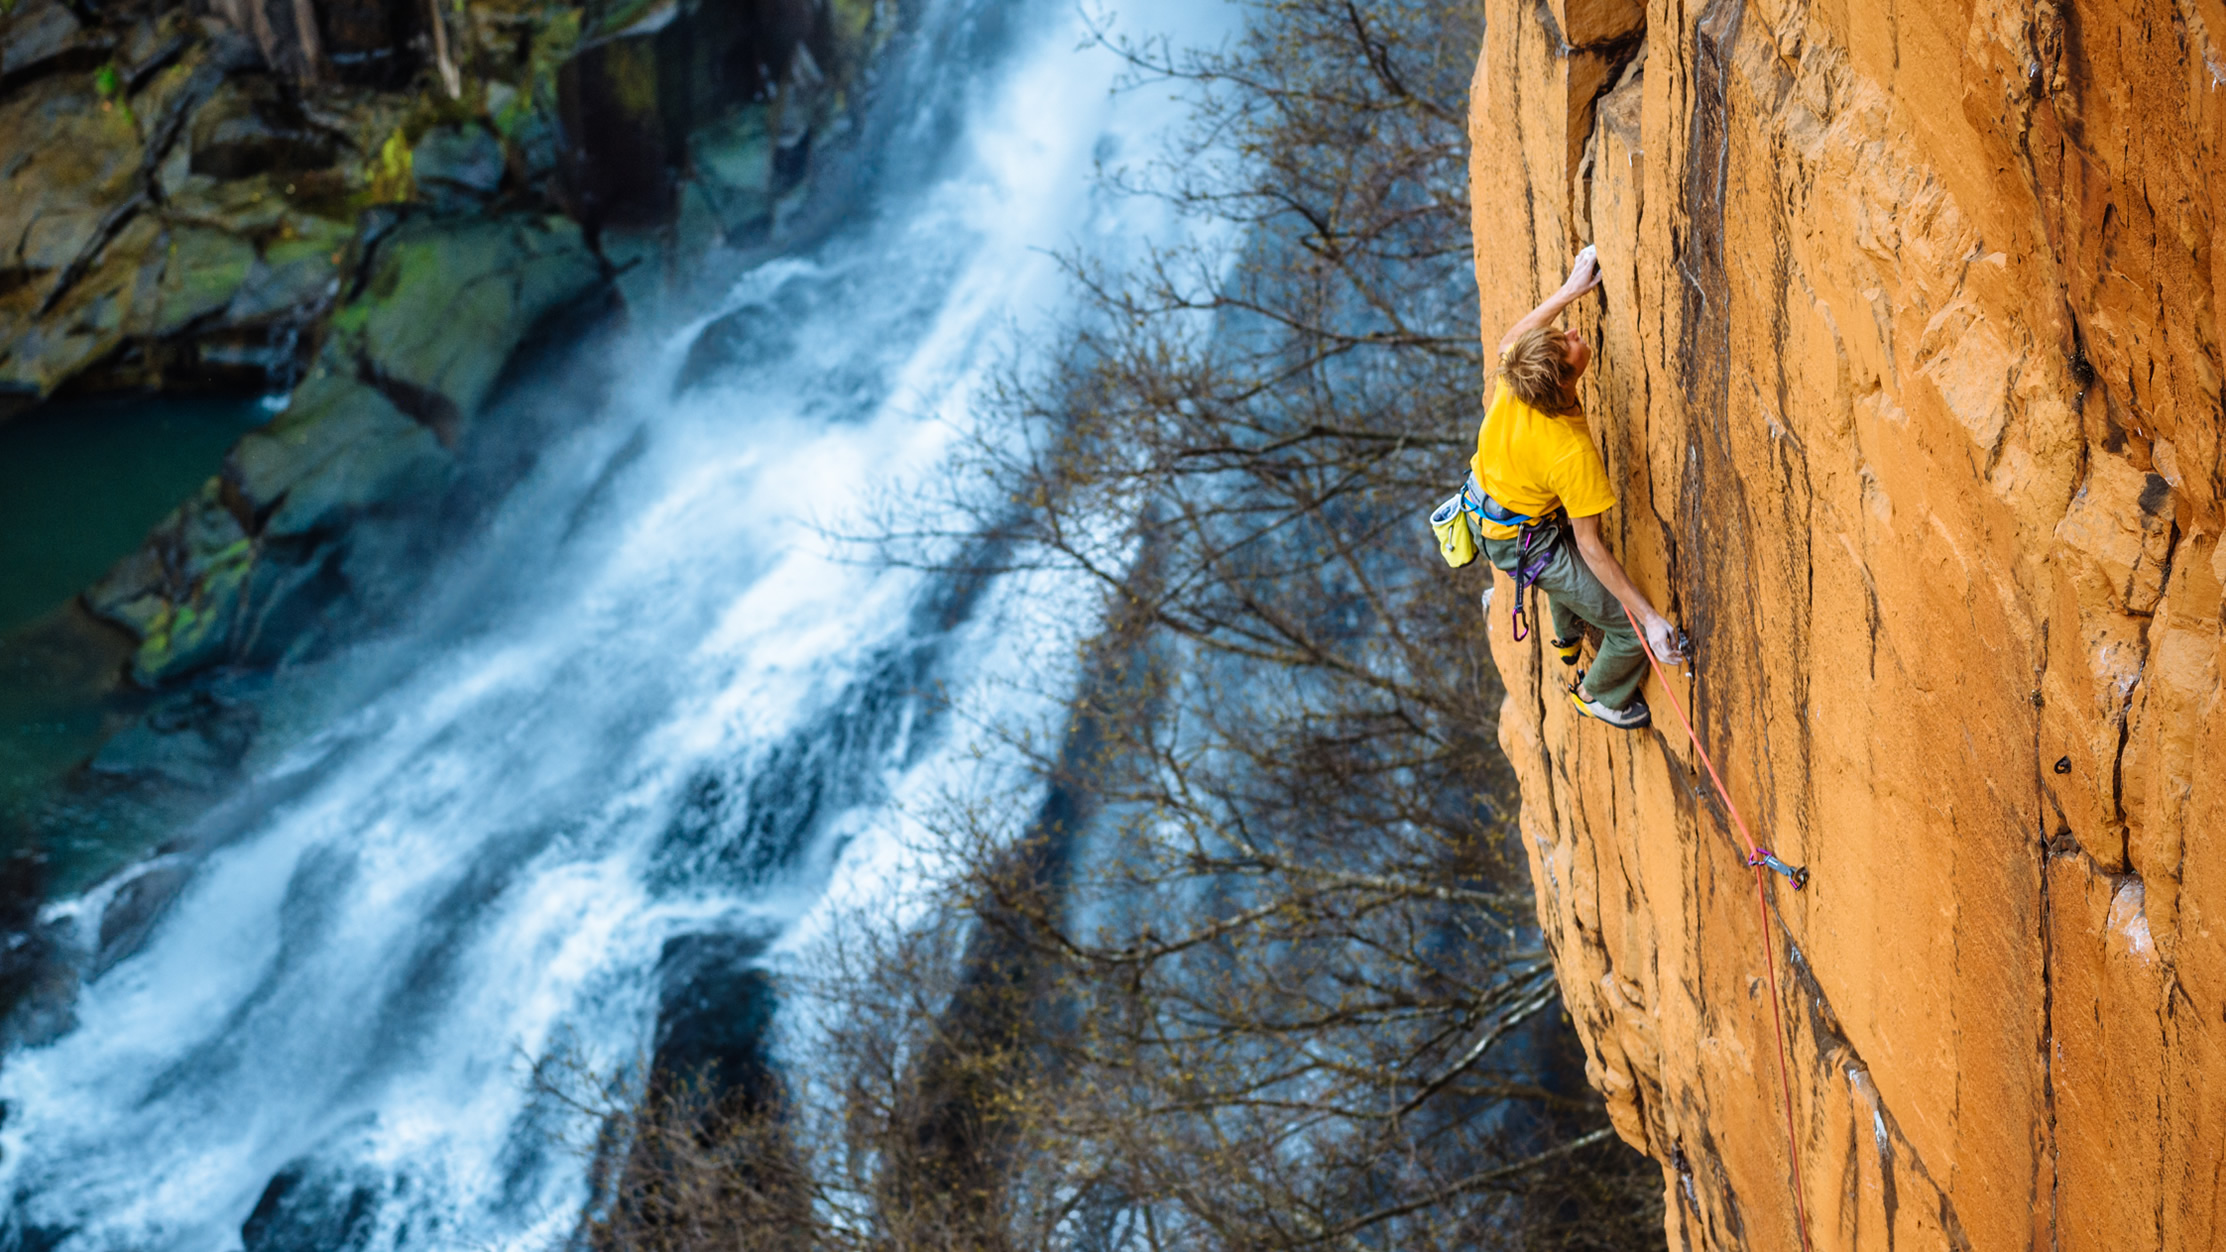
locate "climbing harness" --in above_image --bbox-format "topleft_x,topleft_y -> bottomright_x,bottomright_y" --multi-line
1460,474 -> 1563,642
1620,604 -> 1816,1252
1504,526 -> 1558,643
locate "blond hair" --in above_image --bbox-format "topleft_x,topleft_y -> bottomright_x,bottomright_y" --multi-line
1497,326 -> 1582,415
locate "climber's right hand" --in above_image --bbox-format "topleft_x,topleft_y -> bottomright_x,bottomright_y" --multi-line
1642,613 -> 1684,665
1562,245 -> 1601,296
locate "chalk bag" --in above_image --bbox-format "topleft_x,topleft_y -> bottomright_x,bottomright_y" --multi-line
1431,495 -> 1477,568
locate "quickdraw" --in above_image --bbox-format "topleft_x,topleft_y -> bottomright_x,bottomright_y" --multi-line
1747,848 -> 1810,890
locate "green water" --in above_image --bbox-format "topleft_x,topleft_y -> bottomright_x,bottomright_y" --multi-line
0,391 -> 271,872
0,390 -> 273,638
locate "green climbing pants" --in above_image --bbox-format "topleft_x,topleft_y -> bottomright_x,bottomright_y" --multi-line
1481,524 -> 1649,711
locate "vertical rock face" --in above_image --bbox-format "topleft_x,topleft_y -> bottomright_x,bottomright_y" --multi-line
1467,1 -> 2225,1248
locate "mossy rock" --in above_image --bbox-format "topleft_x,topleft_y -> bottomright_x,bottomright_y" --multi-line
151,226 -> 258,335
342,214 -> 601,422
0,214 -> 165,396
78,478 -> 258,687
686,104 -> 775,237
132,537 -> 251,686
227,373 -> 448,539
411,124 -> 505,210
161,172 -> 295,237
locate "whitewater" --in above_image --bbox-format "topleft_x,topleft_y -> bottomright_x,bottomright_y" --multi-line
0,0 -> 1224,1245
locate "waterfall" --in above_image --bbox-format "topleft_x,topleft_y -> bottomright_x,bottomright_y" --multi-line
0,0 -> 1223,1245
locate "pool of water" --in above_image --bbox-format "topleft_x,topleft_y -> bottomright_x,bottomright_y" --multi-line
0,390 -> 272,877
0,390 -> 274,640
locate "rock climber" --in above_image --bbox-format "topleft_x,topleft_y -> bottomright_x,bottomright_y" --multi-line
1464,246 -> 1682,729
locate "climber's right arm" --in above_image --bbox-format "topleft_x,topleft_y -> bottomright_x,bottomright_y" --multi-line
1495,247 -> 1602,355
1568,513 -> 1684,664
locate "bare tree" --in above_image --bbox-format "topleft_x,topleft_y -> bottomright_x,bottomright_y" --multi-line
564,2 -> 1666,1247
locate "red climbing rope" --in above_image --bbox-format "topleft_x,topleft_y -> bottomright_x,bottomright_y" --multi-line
1617,605 -> 1815,1252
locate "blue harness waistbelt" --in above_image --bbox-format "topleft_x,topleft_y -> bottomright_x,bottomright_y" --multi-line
1460,474 -> 1563,642
1460,474 -> 1557,530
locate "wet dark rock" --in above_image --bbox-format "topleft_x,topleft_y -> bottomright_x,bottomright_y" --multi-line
557,0 -> 825,231
653,932 -> 777,1101
188,78 -> 342,180
0,849 -> 50,1001
675,291 -> 798,393
224,216 -> 350,322
121,22 -> 192,90
205,0 -> 319,83
0,0 -> 112,93
0,70 -> 152,405
231,542 -> 342,664
312,0 -> 424,87
161,171 -> 296,237
92,857 -> 193,976
89,688 -> 259,789
0,848 -> 80,1048
148,226 -> 260,336
84,546 -> 171,640
411,123 -> 505,210
0,25 -> 348,408
3,0 -> 864,412
228,373 -> 445,539
241,1160 -> 383,1252
71,210 -> 604,688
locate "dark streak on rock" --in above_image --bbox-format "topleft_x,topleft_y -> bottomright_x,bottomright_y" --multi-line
1674,0 -> 1746,767
355,357 -> 461,447
2136,472 -> 2172,517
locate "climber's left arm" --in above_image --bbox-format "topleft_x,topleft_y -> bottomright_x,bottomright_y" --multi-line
1568,513 -> 1683,664
1495,247 -> 1602,356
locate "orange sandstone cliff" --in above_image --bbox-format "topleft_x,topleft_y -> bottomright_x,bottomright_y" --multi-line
1468,0 -> 2226,1247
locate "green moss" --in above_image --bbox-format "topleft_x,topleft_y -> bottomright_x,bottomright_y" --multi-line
830,0 -> 876,47
91,63 -> 136,127
153,228 -> 257,334
324,299 -> 372,339
602,38 -> 658,117
263,215 -> 353,268
588,0 -> 660,37
130,532 -> 254,686
528,7 -> 582,106
367,127 -> 415,204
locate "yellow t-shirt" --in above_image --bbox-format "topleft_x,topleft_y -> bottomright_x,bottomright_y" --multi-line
1468,377 -> 1617,540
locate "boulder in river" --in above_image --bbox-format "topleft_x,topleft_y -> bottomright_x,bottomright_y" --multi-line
240,1156 -> 386,1252
228,373 -> 447,540
409,123 -> 505,211
82,477 -> 257,686
334,212 -> 604,433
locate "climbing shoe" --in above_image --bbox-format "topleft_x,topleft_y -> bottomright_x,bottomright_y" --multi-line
1568,688 -> 1650,729
1550,634 -> 1583,666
